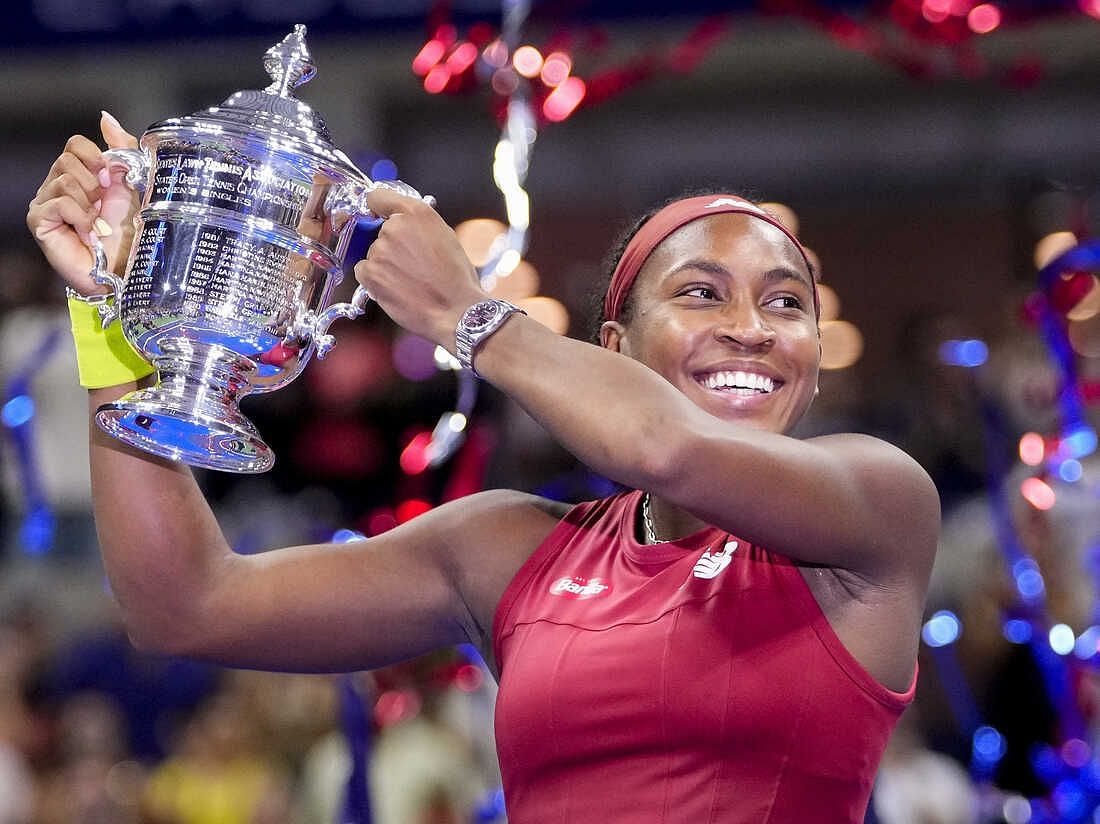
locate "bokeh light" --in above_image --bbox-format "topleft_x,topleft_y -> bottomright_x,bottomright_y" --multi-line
1059,426 -> 1097,460
399,431 -> 433,475
369,158 -> 398,181
972,726 -> 1007,765
1034,231 -> 1078,269
424,65 -> 451,94
967,3 -> 1002,33
1074,625 -> 1100,659
1013,559 -> 1046,600
412,39 -> 447,76
922,610 -> 961,647
819,320 -> 863,369
1018,432 -> 1045,466
482,38 -> 509,68
396,499 -> 433,523
540,52 -> 572,86
1003,618 -> 1033,644
1020,476 -> 1056,510
1002,795 -> 1031,824
1058,459 -> 1083,483
1,395 -> 34,428
512,45 -> 544,78
1049,623 -> 1076,655
455,218 -> 507,268
518,296 -> 570,334
446,41 -> 478,74
542,76 -> 586,122
939,339 -> 988,367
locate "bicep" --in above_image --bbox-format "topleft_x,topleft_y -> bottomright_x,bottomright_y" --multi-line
171,508 -> 470,672
166,490 -> 561,674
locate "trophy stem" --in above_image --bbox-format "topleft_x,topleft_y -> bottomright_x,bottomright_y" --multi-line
95,339 -> 274,473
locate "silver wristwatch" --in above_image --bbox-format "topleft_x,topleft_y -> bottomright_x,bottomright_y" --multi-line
455,298 -> 525,376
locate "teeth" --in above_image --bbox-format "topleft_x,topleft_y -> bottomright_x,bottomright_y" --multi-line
700,371 -> 775,393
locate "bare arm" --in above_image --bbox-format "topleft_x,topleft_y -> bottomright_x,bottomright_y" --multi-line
354,191 -> 940,585
89,384 -> 558,671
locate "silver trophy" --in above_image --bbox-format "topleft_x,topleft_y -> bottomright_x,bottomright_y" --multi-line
88,25 -> 431,473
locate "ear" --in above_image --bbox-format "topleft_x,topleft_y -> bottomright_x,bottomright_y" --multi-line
600,320 -> 629,355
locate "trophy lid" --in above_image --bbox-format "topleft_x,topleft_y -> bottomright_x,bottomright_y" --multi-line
152,25 -> 362,178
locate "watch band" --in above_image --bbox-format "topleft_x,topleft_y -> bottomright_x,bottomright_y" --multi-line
455,298 -> 525,377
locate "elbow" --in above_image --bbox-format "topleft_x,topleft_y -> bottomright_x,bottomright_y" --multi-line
116,602 -> 206,659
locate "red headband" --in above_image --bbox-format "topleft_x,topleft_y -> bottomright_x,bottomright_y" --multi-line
603,194 -> 819,322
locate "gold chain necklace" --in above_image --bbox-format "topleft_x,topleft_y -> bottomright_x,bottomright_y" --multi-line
642,492 -> 667,544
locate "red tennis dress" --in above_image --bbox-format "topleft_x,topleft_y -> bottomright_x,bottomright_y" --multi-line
492,491 -> 915,823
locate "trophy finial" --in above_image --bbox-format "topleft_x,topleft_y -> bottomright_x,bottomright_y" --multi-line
263,24 -> 317,98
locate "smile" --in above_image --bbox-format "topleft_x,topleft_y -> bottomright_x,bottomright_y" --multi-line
696,370 -> 778,395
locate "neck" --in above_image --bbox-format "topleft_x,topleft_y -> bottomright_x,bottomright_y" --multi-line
641,492 -> 709,544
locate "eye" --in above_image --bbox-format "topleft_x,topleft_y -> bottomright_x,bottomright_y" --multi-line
681,285 -> 719,300
764,294 -> 804,311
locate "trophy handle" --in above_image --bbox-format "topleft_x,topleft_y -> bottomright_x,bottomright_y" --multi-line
306,285 -> 372,359
326,178 -> 437,226
87,237 -> 125,326
304,178 -> 436,359
102,147 -> 150,192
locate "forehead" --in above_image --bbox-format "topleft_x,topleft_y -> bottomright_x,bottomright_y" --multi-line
639,212 -> 810,286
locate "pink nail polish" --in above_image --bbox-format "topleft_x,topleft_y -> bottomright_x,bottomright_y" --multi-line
98,168 -> 112,188
94,199 -> 102,212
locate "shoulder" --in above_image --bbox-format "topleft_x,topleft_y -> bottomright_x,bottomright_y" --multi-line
808,433 -> 941,572
428,489 -> 572,594
431,488 -> 571,540
426,490 -> 574,667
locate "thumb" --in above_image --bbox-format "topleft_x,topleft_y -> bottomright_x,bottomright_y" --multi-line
365,186 -> 421,220
100,110 -> 139,150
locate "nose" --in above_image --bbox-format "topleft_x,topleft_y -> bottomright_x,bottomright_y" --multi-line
713,303 -> 775,350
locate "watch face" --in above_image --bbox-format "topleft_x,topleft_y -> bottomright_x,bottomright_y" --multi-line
465,302 -> 503,330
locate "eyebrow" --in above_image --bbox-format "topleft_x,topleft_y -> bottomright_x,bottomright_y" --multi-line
669,259 -> 814,293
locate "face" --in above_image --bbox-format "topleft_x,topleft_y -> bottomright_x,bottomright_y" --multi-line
601,213 -> 820,435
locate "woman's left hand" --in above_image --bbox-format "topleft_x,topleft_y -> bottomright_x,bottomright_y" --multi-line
354,187 -> 488,350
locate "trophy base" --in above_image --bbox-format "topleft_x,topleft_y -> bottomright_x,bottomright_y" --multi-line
94,340 -> 275,473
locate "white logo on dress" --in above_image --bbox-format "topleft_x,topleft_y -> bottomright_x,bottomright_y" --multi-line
550,576 -> 611,599
692,541 -> 737,579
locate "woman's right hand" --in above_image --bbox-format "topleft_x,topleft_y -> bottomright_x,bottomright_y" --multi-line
26,111 -> 140,296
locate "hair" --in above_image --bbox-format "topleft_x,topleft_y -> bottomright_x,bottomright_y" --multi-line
586,186 -> 801,344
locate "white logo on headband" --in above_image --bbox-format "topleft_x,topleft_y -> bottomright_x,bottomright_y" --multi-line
705,197 -> 765,215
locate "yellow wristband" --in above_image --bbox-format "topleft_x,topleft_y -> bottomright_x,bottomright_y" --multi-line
68,296 -> 154,389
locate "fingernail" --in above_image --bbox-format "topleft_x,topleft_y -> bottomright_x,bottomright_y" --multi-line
93,199 -> 102,212
98,168 -> 112,188
94,218 -> 113,237
100,110 -> 122,130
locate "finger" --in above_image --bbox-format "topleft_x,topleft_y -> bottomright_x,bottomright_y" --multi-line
100,110 -> 139,150
62,134 -> 108,171
50,154 -> 103,200
38,171 -> 98,214
29,196 -> 97,239
364,187 -> 424,220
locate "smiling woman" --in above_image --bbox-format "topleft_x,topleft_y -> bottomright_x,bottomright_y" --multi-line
28,120 -> 939,824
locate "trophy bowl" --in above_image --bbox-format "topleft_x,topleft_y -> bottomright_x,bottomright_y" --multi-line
89,25 -> 431,473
